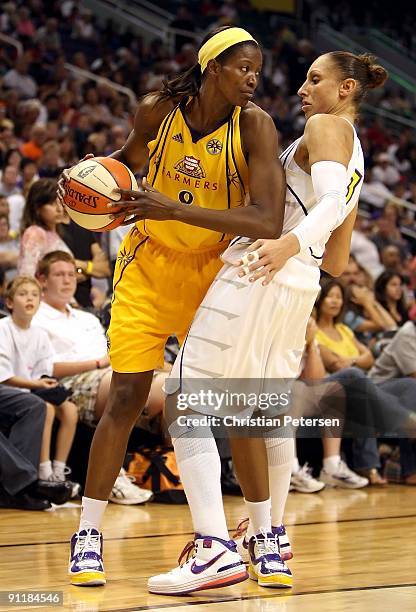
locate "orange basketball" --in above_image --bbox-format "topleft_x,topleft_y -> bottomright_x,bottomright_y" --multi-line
62,157 -> 138,232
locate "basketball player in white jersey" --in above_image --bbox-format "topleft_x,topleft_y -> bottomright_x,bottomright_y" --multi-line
146,51 -> 387,595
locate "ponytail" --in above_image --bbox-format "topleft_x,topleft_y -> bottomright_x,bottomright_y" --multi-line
157,63 -> 202,104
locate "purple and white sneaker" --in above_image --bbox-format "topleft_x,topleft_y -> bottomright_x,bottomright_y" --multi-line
274,524 -> 293,561
69,528 -> 106,586
248,531 -> 292,588
234,519 -> 293,563
148,535 -> 248,595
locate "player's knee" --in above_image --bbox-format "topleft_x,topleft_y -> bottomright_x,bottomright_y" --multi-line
106,380 -> 148,423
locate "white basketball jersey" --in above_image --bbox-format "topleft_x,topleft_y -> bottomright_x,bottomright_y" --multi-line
280,121 -> 364,268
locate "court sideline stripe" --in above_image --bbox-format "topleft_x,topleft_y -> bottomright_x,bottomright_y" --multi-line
1,513 -> 415,548
103,582 -> 416,612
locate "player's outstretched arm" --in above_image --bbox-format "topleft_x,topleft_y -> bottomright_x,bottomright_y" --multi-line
109,108 -> 286,239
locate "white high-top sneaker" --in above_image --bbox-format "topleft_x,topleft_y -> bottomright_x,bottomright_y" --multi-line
234,519 -> 293,563
248,531 -> 293,588
69,528 -> 106,586
148,535 -> 248,595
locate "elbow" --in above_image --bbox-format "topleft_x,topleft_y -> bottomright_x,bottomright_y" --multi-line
261,216 -> 282,239
321,255 -> 349,277
326,265 -> 345,278
321,262 -> 345,277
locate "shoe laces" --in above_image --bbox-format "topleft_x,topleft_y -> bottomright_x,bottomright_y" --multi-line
232,517 -> 249,539
177,539 -> 197,567
255,528 -> 280,556
75,530 -> 101,559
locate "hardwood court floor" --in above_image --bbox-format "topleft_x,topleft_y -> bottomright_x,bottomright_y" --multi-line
0,485 -> 415,611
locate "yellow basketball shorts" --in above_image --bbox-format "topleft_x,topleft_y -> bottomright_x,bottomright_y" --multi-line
107,227 -> 226,373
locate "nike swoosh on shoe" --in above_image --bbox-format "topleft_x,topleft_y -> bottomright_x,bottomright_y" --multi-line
191,551 -> 226,574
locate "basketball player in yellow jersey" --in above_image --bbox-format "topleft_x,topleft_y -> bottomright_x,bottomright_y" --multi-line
67,26 -> 286,587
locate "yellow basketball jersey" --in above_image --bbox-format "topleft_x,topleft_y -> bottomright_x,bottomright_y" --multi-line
140,99 -> 249,251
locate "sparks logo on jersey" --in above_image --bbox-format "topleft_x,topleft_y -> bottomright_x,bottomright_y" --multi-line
206,138 -> 222,155
172,132 -> 184,143
174,155 -> 206,179
77,165 -> 95,179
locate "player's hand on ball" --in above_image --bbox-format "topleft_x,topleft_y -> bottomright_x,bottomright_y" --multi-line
108,178 -> 179,224
235,234 -> 300,285
57,153 -> 94,205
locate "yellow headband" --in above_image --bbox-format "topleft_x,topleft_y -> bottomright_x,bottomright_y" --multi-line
198,27 -> 257,74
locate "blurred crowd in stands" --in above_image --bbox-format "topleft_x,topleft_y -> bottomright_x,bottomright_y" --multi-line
0,0 -> 415,510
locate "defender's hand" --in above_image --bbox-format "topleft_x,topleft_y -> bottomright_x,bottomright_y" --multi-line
235,234 -> 299,285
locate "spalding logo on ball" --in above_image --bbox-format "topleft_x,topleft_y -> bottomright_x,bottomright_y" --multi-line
62,157 -> 138,231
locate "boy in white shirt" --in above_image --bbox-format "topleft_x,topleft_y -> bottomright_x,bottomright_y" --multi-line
0,276 -> 79,494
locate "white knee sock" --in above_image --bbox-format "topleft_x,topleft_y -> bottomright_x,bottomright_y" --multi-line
264,437 -> 294,527
79,497 -> 108,532
173,434 -> 229,541
244,498 -> 271,535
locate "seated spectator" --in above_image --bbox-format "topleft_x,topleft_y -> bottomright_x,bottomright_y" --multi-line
370,320 -> 416,383
315,279 -> 375,373
0,165 -> 21,197
6,192 -> 26,236
60,218 -> 111,309
360,168 -> 394,208
372,153 -> 401,188
0,268 -> 6,313
0,384 -> 72,510
0,121 -> 17,167
3,148 -> 23,172
34,17 -> 61,51
38,141 -> 64,179
380,244 -> 407,276
19,157 -> 39,197
350,214 -> 384,280
20,124 -> 47,162
3,56 -> 37,99
369,321 -> 416,484
33,251 -> 155,505
370,216 -> 408,260
18,179 -> 72,277
375,270 -> 409,327
0,276 -> 80,496
314,279 -> 386,486
0,212 -> 19,280
290,317 -> 368,492
340,256 -> 397,344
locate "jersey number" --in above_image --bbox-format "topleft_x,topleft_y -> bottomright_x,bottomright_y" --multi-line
178,190 -> 194,205
345,169 -> 363,205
